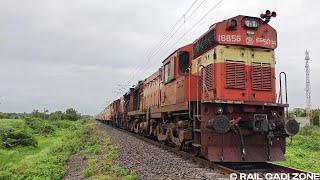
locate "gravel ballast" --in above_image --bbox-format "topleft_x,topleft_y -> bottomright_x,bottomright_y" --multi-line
97,121 -> 228,180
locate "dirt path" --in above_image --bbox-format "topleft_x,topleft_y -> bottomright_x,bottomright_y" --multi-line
63,154 -> 87,180
63,120 -> 109,180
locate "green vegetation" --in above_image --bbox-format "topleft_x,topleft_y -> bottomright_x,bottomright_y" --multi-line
289,108 -> 320,125
0,119 -> 37,148
0,108 -> 88,121
278,126 -> 320,173
0,108 -> 136,179
81,122 -> 137,179
0,117 -> 85,179
290,108 -> 320,118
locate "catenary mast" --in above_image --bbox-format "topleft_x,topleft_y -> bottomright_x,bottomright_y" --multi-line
305,50 -> 312,125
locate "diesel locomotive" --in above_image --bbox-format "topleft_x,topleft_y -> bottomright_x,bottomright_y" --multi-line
96,11 -> 300,162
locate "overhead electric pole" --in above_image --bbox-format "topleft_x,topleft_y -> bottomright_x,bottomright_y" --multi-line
305,50 -> 312,125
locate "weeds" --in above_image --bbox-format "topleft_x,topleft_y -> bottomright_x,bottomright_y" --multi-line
24,117 -> 56,136
82,122 -> 137,179
0,118 -> 84,179
0,118 -> 136,179
0,119 -> 37,148
277,126 -> 320,172
1,129 -> 37,148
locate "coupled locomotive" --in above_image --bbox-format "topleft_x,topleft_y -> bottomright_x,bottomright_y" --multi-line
96,11 -> 299,162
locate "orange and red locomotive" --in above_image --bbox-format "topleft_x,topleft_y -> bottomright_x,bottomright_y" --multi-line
96,11 -> 299,162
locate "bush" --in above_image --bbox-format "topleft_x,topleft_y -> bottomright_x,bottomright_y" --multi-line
24,117 -> 43,132
299,125 -> 313,136
278,125 -> 320,172
51,120 -> 78,130
24,117 -> 56,135
0,128 -> 37,148
6,124 -> 84,179
48,111 -> 64,121
41,124 -> 56,135
65,108 -> 81,121
313,116 -> 319,126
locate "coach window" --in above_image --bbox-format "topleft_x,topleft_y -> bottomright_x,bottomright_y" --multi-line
163,56 -> 174,83
179,51 -> 190,75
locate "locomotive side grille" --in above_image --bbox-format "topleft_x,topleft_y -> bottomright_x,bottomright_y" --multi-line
225,60 -> 246,89
252,62 -> 272,90
204,64 -> 214,90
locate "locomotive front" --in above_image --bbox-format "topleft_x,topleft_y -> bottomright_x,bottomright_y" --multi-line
192,11 -> 299,162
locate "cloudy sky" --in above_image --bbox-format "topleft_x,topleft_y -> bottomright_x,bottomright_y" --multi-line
0,0 -> 319,115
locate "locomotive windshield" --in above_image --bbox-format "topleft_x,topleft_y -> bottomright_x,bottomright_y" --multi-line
179,51 -> 190,75
193,29 -> 215,59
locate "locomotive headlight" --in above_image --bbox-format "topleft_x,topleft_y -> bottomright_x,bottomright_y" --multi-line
271,111 -> 277,117
244,18 -> 259,28
216,107 -> 223,114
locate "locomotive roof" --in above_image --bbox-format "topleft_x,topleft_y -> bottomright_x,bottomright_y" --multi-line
194,15 -> 275,42
162,43 -> 192,63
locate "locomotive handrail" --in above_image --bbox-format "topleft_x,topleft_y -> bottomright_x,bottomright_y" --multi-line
278,72 -> 289,118
196,64 -> 204,121
187,67 -> 195,121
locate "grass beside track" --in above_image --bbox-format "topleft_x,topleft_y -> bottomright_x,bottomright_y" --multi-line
0,118 -> 84,179
0,118 -> 136,179
277,126 -> 320,173
81,122 -> 137,179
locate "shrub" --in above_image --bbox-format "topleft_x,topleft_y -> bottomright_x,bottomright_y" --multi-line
64,108 -> 81,121
24,117 -> 56,135
48,111 -> 65,121
51,120 -> 78,130
41,124 -> 56,135
1,128 -> 37,148
24,117 -> 43,133
299,125 -> 313,136
8,126 -> 84,179
313,116 -> 319,126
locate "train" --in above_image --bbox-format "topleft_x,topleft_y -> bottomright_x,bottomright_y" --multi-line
96,11 -> 300,162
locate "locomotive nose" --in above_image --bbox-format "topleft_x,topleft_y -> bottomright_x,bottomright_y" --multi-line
284,119 -> 300,136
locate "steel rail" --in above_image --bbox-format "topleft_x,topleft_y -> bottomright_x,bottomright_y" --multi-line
99,121 -> 312,178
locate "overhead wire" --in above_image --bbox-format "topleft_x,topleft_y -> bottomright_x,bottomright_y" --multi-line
123,0 -> 208,85
135,0 -> 225,80
113,0 -> 203,94
163,0 -> 224,57
146,0 -> 200,59
112,0 -> 225,97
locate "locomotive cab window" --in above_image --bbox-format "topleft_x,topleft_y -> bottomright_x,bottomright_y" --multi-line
179,51 -> 190,75
163,56 -> 175,83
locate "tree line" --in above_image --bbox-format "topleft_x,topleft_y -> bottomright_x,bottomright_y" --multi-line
0,108 -> 87,121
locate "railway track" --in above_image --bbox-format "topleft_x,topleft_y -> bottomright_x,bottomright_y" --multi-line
102,122 -> 315,179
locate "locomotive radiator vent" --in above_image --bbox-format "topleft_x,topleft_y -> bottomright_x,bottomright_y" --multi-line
204,64 -> 214,90
252,62 -> 272,90
225,60 -> 246,89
